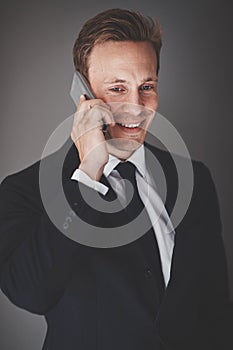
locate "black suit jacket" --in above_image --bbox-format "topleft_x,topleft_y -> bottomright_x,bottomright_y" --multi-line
0,138 -> 230,349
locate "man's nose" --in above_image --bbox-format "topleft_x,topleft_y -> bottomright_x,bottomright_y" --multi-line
126,90 -> 143,106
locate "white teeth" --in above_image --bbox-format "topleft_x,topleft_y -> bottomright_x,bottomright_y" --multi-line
120,123 -> 140,128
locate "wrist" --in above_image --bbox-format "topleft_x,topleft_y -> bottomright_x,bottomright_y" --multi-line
78,159 -> 107,181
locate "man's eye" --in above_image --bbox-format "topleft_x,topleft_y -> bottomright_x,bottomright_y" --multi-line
110,87 -> 124,92
140,85 -> 154,91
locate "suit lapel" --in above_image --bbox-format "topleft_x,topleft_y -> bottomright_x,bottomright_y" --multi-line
144,142 -> 178,218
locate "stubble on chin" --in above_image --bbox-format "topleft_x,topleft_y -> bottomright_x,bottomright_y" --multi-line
105,134 -> 143,160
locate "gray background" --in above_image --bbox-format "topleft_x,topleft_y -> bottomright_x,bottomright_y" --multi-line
1,0 -> 232,349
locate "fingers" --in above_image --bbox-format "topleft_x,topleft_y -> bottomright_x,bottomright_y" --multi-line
71,95 -> 115,146
78,94 -> 86,106
75,95 -> 115,130
77,94 -> 106,111
90,104 -> 115,128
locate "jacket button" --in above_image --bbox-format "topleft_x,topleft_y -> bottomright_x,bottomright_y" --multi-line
144,268 -> 152,278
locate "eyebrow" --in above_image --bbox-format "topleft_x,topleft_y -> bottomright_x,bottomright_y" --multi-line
104,77 -> 158,85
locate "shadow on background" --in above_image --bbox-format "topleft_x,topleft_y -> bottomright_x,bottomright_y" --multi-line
1,0 -> 232,349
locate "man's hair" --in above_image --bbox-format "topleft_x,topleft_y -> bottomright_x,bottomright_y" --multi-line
73,8 -> 162,79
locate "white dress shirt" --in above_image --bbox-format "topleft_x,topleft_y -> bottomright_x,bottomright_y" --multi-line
71,145 -> 175,287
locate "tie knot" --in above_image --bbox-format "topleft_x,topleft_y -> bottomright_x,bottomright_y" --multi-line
115,162 -> 136,182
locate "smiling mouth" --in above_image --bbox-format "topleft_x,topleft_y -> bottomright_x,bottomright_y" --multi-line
116,120 -> 145,129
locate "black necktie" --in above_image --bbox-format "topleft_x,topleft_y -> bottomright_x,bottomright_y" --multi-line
116,161 -> 144,220
115,161 -> 165,299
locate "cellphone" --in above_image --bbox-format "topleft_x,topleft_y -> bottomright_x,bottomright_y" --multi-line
70,71 -> 107,133
70,71 -> 95,104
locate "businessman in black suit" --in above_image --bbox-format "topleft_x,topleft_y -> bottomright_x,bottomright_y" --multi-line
0,8 -> 230,350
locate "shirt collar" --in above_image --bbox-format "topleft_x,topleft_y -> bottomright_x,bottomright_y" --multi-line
103,144 -> 146,178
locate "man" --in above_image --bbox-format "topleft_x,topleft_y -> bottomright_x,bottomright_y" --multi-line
0,8 -> 230,350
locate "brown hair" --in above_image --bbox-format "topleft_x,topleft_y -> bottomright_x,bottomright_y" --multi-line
73,8 -> 162,79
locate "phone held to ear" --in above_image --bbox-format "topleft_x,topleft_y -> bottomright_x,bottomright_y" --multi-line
70,71 -> 107,133
70,71 -> 95,102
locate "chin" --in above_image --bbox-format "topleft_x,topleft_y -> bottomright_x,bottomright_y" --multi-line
106,134 -> 144,160
108,126 -> 146,142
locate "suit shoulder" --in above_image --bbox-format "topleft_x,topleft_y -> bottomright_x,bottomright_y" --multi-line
1,160 -> 40,193
145,142 -> 209,175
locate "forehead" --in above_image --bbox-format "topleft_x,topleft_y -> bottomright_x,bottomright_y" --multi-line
88,41 -> 157,77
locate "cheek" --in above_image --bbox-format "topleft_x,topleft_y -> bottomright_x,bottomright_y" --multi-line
143,94 -> 158,111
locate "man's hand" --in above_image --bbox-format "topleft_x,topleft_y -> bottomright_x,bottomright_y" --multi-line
71,95 -> 115,181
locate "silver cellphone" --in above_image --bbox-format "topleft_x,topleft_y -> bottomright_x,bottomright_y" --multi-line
70,71 -> 95,104
70,71 -> 107,133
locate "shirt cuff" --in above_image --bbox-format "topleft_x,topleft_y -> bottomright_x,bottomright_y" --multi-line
71,169 -> 109,195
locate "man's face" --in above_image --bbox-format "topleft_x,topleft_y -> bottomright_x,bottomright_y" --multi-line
88,41 -> 158,151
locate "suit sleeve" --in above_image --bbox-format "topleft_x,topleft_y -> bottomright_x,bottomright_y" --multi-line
197,163 -> 230,347
0,163 -> 103,315
156,161 -> 231,350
